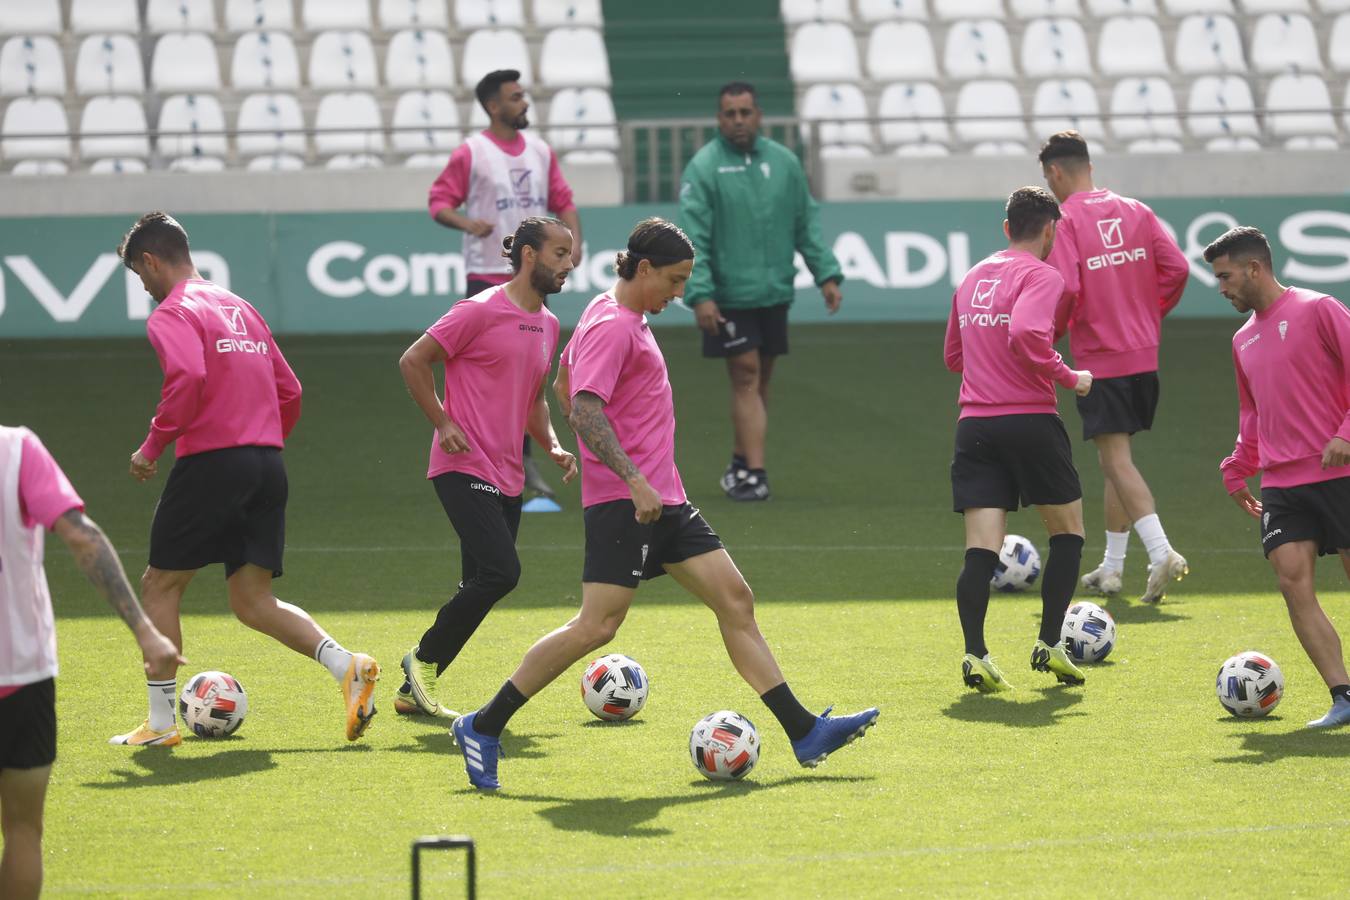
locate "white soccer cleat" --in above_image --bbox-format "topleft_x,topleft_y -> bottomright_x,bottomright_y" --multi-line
1140,550 -> 1189,604
1080,565 -> 1123,597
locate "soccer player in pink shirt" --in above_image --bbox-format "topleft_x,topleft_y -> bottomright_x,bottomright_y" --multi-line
393,217 -> 578,719
1040,131 -> 1192,604
945,187 -> 1095,692
1206,226 -> 1350,729
1,425 -> 180,900
110,212 -> 381,747
450,218 -> 878,790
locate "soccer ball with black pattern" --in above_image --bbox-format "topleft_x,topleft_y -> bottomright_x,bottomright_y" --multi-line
689,710 -> 760,781
1061,601 -> 1117,662
1216,651 -> 1284,718
178,671 -> 248,737
580,654 -> 649,721
991,534 -> 1041,592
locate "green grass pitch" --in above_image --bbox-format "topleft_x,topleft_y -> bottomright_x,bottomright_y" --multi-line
4,320 -> 1348,897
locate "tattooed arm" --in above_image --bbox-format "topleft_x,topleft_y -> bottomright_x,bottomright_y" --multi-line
568,391 -> 662,523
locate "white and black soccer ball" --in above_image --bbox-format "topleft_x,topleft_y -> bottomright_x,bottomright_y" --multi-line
1061,601 -> 1117,662
689,710 -> 760,781
580,654 -> 649,721
1216,651 -> 1284,718
178,671 -> 248,737
991,534 -> 1041,592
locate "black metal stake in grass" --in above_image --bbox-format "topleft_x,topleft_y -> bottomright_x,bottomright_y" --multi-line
411,835 -> 476,900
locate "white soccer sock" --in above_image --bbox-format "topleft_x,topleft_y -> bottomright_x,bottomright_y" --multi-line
147,680 -> 177,731
315,637 -> 353,683
1133,514 -> 1173,566
1102,530 -> 1129,573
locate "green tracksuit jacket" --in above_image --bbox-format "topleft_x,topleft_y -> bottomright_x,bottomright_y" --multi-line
678,134 -> 843,310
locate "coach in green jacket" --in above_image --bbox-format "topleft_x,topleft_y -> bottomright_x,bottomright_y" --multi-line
679,81 -> 844,502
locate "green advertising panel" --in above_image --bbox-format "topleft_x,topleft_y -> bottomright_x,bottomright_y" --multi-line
2,197 -> 1347,338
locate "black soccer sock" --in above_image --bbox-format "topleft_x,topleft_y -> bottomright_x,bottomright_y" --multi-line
473,679 -> 529,738
957,548 -> 999,658
1040,534 -> 1085,646
760,682 -> 818,742
731,453 -> 747,470
1331,684 -> 1350,703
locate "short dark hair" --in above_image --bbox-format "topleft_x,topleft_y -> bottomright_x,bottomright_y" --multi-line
1203,225 -> 1273,269
1037,130 -> 1090,168
500,216 -> 566,273
1006,186 -> 1061,242
718,81 -> 758,106
117,211 -> 191,269
475,69 -> 521,111
615,218 -> 695,279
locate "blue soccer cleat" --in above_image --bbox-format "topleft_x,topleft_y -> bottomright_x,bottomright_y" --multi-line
791,705 -> 879,768
1306,695 -> 1350,729
452,714 -> 501,790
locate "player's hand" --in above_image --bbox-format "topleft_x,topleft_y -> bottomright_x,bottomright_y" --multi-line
1073,370 -> 1093,396
129,450 -> 157,482
822,280 -> 843,315
466,219 -> 494,238
137,625 -> 186,676
1230,486 -> 1263,519
627,474 -> 662,524
694,300 -> 725,336
550,445 -> 578,484
437,420 -> 471,454
1321,436 -> 1350,469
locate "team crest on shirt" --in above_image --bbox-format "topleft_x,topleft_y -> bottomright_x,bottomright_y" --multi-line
972,279 -> 999,309
1278,320 -> 1288,341
1096,218 -> 1125,249
220,305 -> 247,335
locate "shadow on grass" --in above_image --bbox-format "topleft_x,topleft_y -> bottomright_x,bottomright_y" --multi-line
1098,601 -> 1190,626
86,744 -> 370,789
1215,725 -> 1350,765
579,717 -> 648,728
384,727 -> 561,758
941,686 -> 1085,728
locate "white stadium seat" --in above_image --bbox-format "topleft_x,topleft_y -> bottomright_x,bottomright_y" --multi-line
878,81 -> 951,147
790,22 -> 861,82
546,86 -> 619,151
1174,15 -> 1247,74
385,29 -> 455,89
1187,74 -> 1259,137
800,83 -> 874,148
455,0 -> 526,29
151,33 -> 222,93
380,0 -> 452,29
70,0 -> 139,34
1088,0 -> 1158,12
1097,17 -> 1168,75
944,19 -> 1015,79
462,29 -> 532,87
1109,77 -> 1183,140
231,31 -> 301,91
1206,135 -> 1262,150
79,96 -> 149,160
303,0 -> 371,29
820,144 -> 874,158
1164,0 -> 1233,11
1250,13 -> 1322,73
314,91 -> 385,155
540,27 -> 611,87
1320,0 -> 1350,10
1011,0 -> 1083,16
1240,0 -> 1309,10
895,141 -> 951,156
1331,15 -> 1350,72
0,37 -> 67,97
308,31 -> 379,90
247,152 -> 306,171
89,157 -> 146,174
147,0 -> 216,32
1265,73 -> 1336,137
225,0 -> 295,32
404,152 -> 446,167
933,0 -> 1006,18
75,35 -> 144,95
560,148 -> 618,165
867,22 -> 939,81
0,0 -> 62,35
1284,135 -> 1337,149
12,159 -> 68,175
1,96 -> 70,160
532,0 -> 603,26
157,93 -> 228,158
858,0 -> 929,16
1020,18 -> 1092,77
236,92 -> 306,156
972,140 -> 1029,154
780,0 -> 852,21
169,155 -> 226,172
392,89 -> 462,152
1032,78 -> 1105,138
1127,138 -> 1185,152
327,153 -> 383,169
955,79 -> 1026,143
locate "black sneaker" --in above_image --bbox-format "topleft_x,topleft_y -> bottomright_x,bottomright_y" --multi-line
720,463 -> 748,495
727,471 -> 770,502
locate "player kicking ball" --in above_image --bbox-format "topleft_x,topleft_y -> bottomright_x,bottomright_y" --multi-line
1207,226 -> 1350,729
943,188 -> 1094,692
451,218 -> 878,790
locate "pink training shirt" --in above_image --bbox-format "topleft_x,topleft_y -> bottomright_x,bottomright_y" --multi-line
140,279 -> 301,462
425,286 -> 560,496
1046,189 -> 1190,378
945,249 -> 1078,418
565,292 -> 686,508
1220,287 -> 1350,493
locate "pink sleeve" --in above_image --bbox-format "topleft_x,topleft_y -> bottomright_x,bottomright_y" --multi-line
1009,268 -> 1077,388
943,290 -> 963,373
1151,210 -> 1190,317
1044,221 -> 1080,340
270,336 -> 303,440
427,144 -> 473,219
426,298 -> 485,359
545,147 -> 576,215
139,310 -> 207,461
18,430 -> 84,530
569,318 -> 626,403
1317,297 -> 1350,443
1220,347 -> 1261,493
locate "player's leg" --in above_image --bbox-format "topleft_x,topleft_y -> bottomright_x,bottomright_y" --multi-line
958,507 -> 1008,691
1266,540 -> 1350,727
725,348 -> 770,500
1094,431 -> 1186,602
111,567 -> 194,743
0,765 -> 50,900
1031,500 -> 1088,685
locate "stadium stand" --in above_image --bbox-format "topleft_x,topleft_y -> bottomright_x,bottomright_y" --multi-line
0,37 -> 66,97
230,31 -> 302,91
224,0 -> 296,32
146,0 -> 218,33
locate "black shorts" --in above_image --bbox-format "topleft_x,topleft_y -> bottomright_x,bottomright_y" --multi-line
1260,477 -> 1350,558
951,414 -> 1082,512
149,446 -> 287,578
583,501 -> 725,587
701,303 -> 789,358
0,678 -> 56,770
1076,371 -> 1160,440
433,471 -> 523,580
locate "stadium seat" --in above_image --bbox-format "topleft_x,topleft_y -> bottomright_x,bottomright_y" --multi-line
455,0 -> 526,29
789,22 -> 861,81
380,0 -> 451,29
943,19 -> 1015,79
540,28 -> 611,87
308,31 -> 379,90
857,0 -> 929,17
972,140 -> 1030,154
955,79 -> 1026,143
1240,0 -> 1310,10
70,0 -> 139,34
1174,15 -> 1247,74
1320,0 -> 1350,10
1097,17 -> 1168,75
236,92 -> 305,156
877,81 -> 951,147
303,0 -> 371,29
392,89 -> 462,152
1163,0 -> 1234,11
800,83 -> 874,148
231,31 -> 302,91
89,157 -> 146,174
1186,74 -> 1259,137
1,96 -> 70,161
225,0 -> 295,31
385,29 -> 455,89
0,37 -> 67,97
326,153 -> 383,169
1011,0 -> 1083,16
867,22 -> 939,80
247,152 -> 305,171
0,0 -> 61,35
12,159 -> 68,175
146,0 -> 216,32
780,0 -> 852,21
1284,134 -> 1337,149
79,96 -> 149,161
1265,73 -> 1336,137
1331,15 -> 1350,71
546,86 -> 619,151
934,0 -> 1005,18
74,35 -> 145,95
560,148 -> 618,164
895,141 -> 951,155
1032,78 -> 1105,138
314,91 -> 385,155
1109,77 -> 1183,140
1250,14 -> 1322,73
462,29 -> 533,87
1127,137 -> 1185,152
1020,18 -> 1092,77
1205,135 -> 1261,150
404,152 -> 447,167
151,33 -> 222,93
820,144 -> 874,158
157,93 -> 228,159
169,155 -> 226,172
532,0 -> 603,26
1088,0 -> 1158,12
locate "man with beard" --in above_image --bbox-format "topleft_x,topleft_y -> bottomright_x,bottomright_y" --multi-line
393,217 -> 579,718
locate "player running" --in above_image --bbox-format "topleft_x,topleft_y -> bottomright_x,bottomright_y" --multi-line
1207,226 -> 1350,729
944,187 -> 1094,692
450,218 -> 878,790
393,217 -> 578,718
1039,131 -> 1191,604
110,212 -> 380,746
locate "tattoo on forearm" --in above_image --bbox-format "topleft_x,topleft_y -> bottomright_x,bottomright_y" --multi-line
59,510 -> 146,631
569,393 -> 639,481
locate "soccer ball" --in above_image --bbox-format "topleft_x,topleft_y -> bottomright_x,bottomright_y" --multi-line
1216,651 -> 1284,718
178,671 -> 248,737
689,710 -> 760,781
991,534 -> 1041,592
1061,601 -> 1117,662
580,654 -> 649,721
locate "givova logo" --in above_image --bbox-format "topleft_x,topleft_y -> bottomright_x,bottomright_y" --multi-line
1096,218 -> 1125,249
